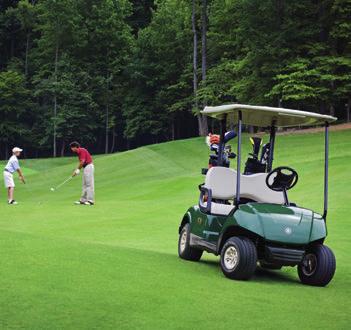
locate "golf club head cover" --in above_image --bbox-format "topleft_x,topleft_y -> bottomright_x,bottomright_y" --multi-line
250,137 -> 262,159
208,133 -> 220,145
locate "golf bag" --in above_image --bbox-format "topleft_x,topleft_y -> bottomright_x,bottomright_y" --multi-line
202,131 -> 237,175
244,137 -> 270,175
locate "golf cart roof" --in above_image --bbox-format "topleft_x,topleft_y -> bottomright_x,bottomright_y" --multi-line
201,104 -> 337,128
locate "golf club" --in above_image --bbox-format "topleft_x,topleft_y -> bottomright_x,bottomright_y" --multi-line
50,175 -> 74,192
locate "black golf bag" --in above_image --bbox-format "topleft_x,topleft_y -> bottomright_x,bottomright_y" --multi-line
244,137 -> 270,175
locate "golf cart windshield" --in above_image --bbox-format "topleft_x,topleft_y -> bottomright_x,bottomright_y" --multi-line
201,104 -> 337,128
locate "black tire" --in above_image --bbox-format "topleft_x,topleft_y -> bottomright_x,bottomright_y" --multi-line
178,223 -> 203,261
220,236 -> 257,280
298,244 -> 336,287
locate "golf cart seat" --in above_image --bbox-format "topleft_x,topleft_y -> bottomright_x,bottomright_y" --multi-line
199,167 -> 285,216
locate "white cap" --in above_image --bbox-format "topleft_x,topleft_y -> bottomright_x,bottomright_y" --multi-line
12,147 -> 23,153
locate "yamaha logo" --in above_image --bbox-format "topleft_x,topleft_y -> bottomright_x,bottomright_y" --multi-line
284,227 -> 292,235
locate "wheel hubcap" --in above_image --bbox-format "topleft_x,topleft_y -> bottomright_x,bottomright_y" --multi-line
224,246 -> 239,270
180,230 -> 187,253
302,253 -> 317,276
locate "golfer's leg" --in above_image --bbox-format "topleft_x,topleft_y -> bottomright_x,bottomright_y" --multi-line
86,165 -> 94,203
81,170 -> 87,202
8,187 -> 14,201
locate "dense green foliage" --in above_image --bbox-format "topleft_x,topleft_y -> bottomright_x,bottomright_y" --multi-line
0,0 -> 350,158
0,129 -> 351,328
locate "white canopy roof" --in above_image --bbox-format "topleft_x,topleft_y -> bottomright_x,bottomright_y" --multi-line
201,104 -> 337,128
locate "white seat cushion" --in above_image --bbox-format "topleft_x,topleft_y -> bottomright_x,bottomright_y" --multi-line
209,202 -> 235,216
240,172 -> 285,204
204,167 -> 285,205
204,167 -> 236,200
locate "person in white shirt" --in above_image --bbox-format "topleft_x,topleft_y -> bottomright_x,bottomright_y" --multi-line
3,147 -> 26,205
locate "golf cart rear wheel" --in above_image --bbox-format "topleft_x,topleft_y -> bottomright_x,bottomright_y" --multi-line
178,224 -> 203,261
220,236 -> 257,280
298,244 -> 336,287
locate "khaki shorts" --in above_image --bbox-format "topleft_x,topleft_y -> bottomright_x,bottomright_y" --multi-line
3,171 -> 15,188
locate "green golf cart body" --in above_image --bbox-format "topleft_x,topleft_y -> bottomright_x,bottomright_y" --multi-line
178,104 -> 337,286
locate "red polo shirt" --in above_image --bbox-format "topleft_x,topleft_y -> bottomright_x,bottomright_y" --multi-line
77,148 -> 93,166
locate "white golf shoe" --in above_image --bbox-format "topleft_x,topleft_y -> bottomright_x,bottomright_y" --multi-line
74,201 -> 91,205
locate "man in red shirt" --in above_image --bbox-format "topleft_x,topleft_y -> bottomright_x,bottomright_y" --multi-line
70,141 -> 95,205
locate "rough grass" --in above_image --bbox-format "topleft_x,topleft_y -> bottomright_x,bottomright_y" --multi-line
0,129 -> 350,329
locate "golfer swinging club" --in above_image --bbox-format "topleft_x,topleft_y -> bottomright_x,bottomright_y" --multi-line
3,147 -> 26,205
70,142 -> 95,205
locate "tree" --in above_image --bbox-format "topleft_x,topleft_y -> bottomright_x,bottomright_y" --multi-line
330,0 -> 351,121
10,0 -> 37,76
0,70 -> 32,158
77,0 -> 133,153
123,0 -> 195,145
34,0 -> 86,156
200,0 -> 208,134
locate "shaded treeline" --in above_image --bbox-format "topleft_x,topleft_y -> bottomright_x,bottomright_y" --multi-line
0,0 -> 350,159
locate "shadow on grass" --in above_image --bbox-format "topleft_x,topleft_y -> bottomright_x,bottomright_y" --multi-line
198,259 -> 300,285
253,268 -> 300,285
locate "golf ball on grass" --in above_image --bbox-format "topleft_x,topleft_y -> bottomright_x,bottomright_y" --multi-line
50,188 -> 55,191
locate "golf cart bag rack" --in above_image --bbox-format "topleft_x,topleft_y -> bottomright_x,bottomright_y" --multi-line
202,130 -> 237,175
265,245 -> 305,266
244,138 -> 271,175
244,158 -> 267,174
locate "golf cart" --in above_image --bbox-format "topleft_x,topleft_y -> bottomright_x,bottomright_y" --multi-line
178,104 -> 337,286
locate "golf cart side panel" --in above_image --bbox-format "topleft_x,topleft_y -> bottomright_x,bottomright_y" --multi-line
310,213 -> 327,242
179,208 -> 193,234
233,203 -> 320,245
180,206 -> 210,236
187,206 -> 225,242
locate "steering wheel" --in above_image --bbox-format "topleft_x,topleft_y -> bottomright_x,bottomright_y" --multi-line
266,166 -> 298,192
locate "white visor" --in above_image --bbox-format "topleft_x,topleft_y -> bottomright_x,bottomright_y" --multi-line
12,147 -> 23,153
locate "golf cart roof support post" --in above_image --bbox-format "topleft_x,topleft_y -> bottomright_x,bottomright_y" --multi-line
218,116 -> 227,166
235,111 -> 242,206
323,122 -> 329,221
267,123 -> 276,172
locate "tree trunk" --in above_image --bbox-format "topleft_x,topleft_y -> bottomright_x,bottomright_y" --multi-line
110,129 -> 116,153
171,120 -> 175,140
53,42 -> 59,158
201,0 -> 207,83
347,96 -> 351,122
105,104 -> 109,154
192,0 -> 205,136
329,105 -> 335,116
25,33 -> 30,76
200,0 -> 208,135
105,74 -> 110,154
60,141 -> 65,157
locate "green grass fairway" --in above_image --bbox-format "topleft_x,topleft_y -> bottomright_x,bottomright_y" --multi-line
1,130 -> 351,329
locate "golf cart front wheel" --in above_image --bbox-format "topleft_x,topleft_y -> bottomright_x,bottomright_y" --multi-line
220,236 -> 257,280
298,244 -> 336,287
178,224 -> 203,261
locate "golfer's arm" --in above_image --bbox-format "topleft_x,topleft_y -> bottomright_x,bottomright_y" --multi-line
17,168 -> 24,179
77,160 -> 84,170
